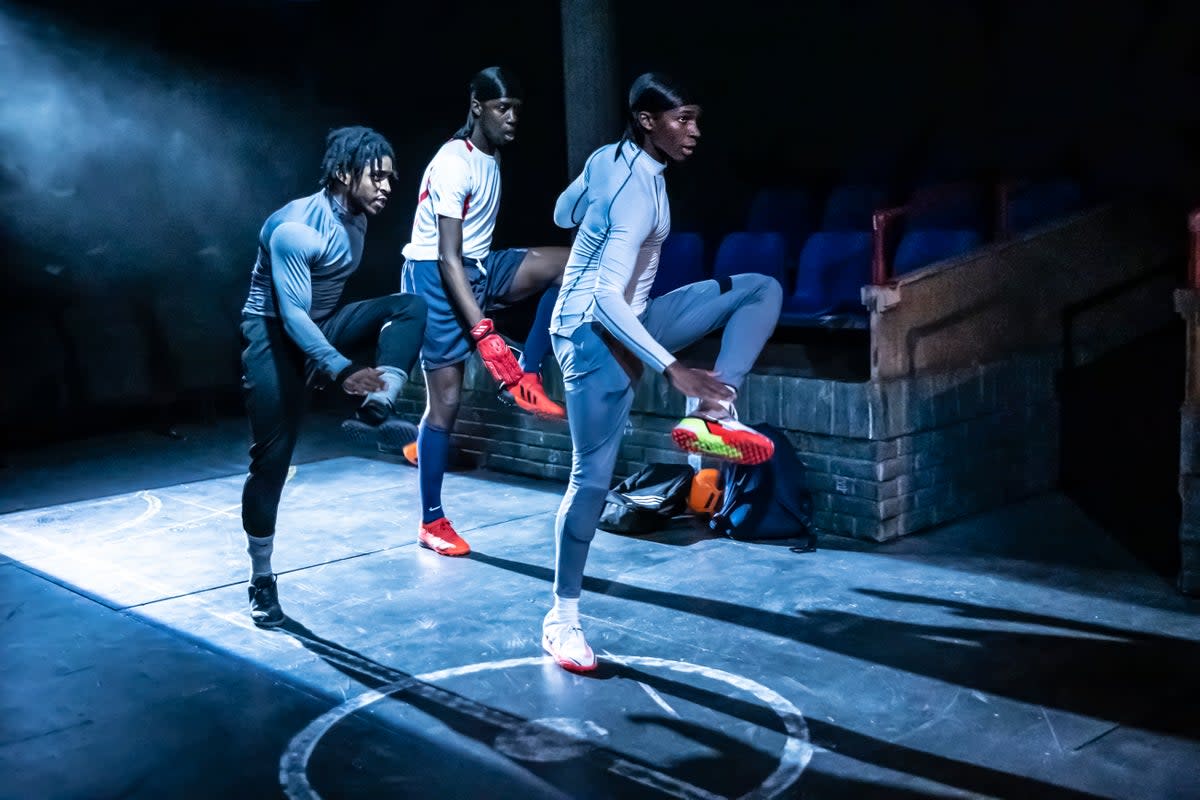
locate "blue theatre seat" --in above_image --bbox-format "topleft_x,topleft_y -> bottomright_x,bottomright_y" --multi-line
711,231 -> 788,286
651,231 -> 706,298
786,231 -> 874,316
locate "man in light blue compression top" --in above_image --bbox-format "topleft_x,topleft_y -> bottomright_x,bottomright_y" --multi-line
239,126 -> 426,627
542,74 -> 782,672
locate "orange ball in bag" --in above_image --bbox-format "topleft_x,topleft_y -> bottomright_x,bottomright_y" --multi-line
688,468 -> 722,514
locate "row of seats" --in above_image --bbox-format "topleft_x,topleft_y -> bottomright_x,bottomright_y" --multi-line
653,178 -> 1086,322
745,178 -> 1084,242
653,230 -> 871,318
655,227 -> 985,317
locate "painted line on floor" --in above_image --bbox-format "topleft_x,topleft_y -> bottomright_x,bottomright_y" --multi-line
280,654 -> 811,800
100,491 -> 163,535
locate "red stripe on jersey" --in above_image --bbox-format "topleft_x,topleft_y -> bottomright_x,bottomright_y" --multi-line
418,178 -> 430,204
462,192 -> 472,217
463,139 -> 474,152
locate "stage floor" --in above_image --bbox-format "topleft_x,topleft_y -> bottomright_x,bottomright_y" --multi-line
2,411 -> 1198,799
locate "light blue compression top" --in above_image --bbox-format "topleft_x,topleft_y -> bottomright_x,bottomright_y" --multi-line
242,189 -> 366,381
550,142 -> 676,373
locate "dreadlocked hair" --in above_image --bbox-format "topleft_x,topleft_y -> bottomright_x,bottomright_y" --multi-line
319,126 -> 395,189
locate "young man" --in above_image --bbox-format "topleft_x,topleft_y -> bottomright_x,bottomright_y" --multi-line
239,126 -> 426,627
542,74 -> 782,672
400,66 -> 569,557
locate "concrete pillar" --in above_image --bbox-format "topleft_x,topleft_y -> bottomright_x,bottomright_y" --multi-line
560,0 -> 620,177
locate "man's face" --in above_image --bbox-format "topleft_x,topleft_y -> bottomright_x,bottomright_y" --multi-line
345,156 -> 395,216
475,96 -> 522,149
642,104 -> 702,163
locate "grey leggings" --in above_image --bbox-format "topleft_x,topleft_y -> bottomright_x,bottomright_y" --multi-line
551,273 -> 782,598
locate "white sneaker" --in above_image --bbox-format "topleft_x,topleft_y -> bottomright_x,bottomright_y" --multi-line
541,611 -> 597,673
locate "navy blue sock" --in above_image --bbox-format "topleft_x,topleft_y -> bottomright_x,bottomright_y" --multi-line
418,421 -> 451,524
519,285 -> 559,374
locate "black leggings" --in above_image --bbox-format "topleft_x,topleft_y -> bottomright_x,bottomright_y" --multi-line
240,293 -> 426,537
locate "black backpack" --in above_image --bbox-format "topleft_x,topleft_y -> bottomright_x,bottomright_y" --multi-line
708,423 -> 816,549
598,463 -> 694,534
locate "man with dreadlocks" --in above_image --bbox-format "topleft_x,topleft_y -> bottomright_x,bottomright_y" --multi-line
238,125 -> 426,627
400,66 -> 569,557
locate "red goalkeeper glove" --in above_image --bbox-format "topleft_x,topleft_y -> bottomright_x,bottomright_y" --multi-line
469,318 -> 523,387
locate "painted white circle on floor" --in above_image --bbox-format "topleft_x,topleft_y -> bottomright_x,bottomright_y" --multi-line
281,655 -> 811,800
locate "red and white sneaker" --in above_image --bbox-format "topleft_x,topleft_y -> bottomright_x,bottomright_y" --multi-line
501,372 -> 566,420
541,610 -> 597,673
418,518 -> 470,557
671,416 -> 775,465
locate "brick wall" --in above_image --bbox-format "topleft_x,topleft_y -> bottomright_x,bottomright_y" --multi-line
392,348 -> 1060,542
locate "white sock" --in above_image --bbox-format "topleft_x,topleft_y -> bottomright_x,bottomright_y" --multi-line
552,596 -> 580,626
364,366 -> 406,409
247,534 -> 274,580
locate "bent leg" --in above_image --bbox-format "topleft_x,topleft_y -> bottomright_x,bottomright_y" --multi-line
321,293 -> 427,380
500,246 -> 569,375
502,246 -> 570,301
642,273 -> 782,390
487,247 -> 570,415
321,293 -> 427,432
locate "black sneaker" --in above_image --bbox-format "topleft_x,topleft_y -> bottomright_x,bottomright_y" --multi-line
248,574 -> 284,627
356,398 -> 391,426
341,417 -> 419,455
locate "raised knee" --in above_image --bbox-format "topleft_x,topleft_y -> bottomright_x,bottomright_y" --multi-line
387,292 -> 426,317
764,275 -> 783,306
737,272 -> 783,306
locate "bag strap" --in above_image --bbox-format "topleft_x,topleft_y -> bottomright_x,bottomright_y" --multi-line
774,482 -> 810,523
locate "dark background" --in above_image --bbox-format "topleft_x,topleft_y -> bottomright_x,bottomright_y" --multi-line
6,1 -> 1200,284
2,0 -> 1199,425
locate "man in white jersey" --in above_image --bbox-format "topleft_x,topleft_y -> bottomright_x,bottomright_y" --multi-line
239,126 -> 426,627
542,74 -> 783,672
400,66 -> 569,557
